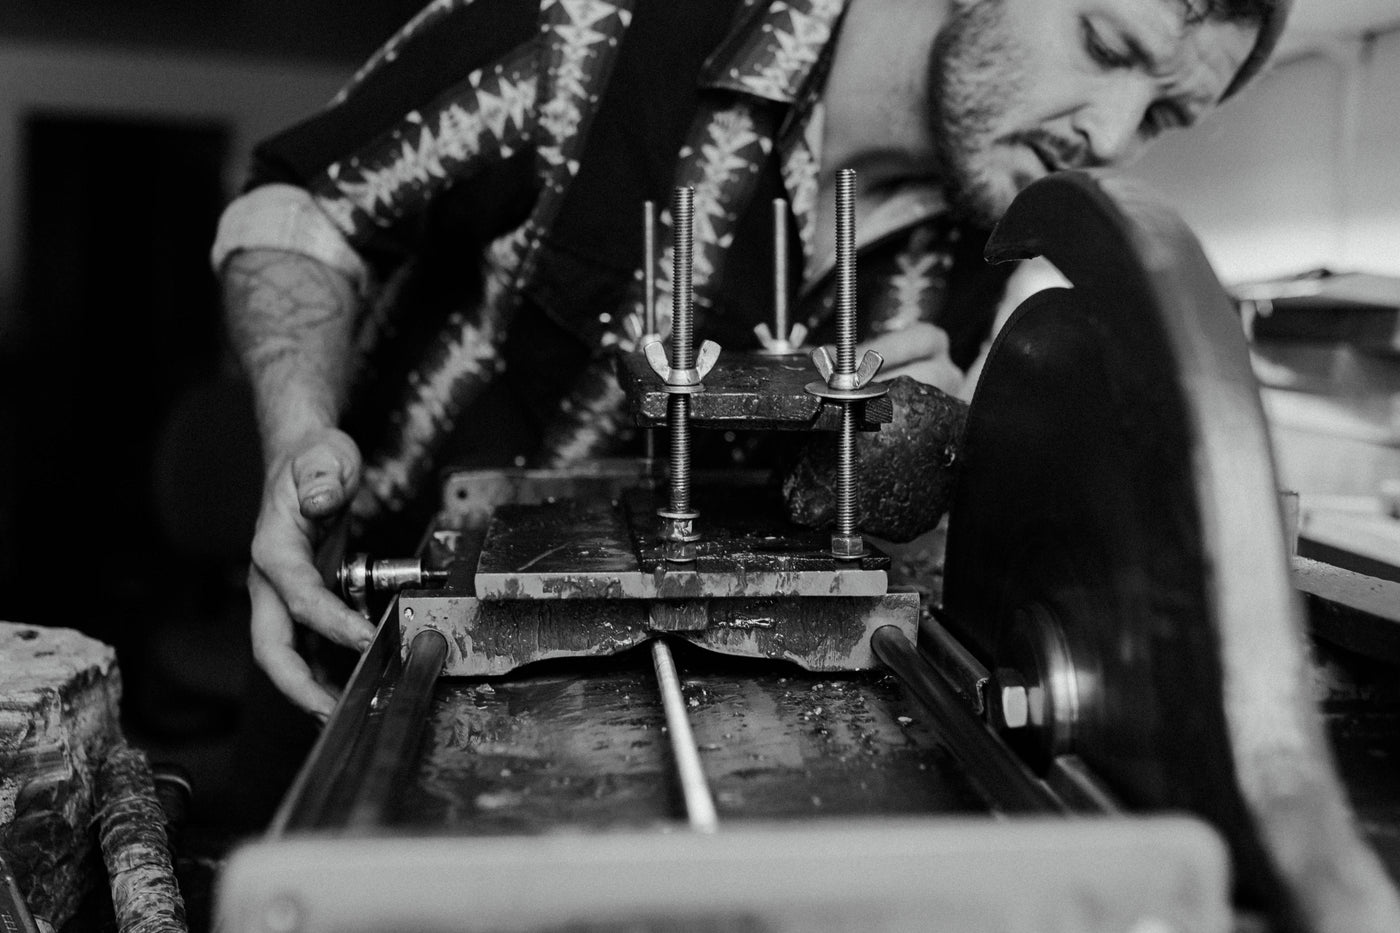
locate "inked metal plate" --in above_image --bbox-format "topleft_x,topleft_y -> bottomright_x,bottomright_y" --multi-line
475,486 -> 889,600
400,590 -> 920,675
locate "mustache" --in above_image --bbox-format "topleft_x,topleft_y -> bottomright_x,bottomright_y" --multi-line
1007,130 -> 1096,171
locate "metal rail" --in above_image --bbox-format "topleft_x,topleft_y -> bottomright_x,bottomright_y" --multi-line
345,628 -> 449,830
651,639 -> 719,832
871,625 -> 1065,814
271,598 -> 402,835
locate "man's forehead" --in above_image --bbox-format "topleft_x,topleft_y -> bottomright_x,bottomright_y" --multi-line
1084,0 -> 1253,41
1083,0 -> 1261,84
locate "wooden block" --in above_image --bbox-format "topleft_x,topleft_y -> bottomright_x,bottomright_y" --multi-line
0,622 -> 122,930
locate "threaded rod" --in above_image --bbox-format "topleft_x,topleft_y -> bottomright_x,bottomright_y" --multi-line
834,169 -> 857,376
668,186 -> 695,517
671,186 -> 695,371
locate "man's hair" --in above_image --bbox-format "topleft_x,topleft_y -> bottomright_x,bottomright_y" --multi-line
1183,0 -> 1283,24
1185,0 -> 1293,99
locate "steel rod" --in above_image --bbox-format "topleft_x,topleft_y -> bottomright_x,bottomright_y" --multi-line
650,639 -> 718,832
643,200 -> 658,337
772,197 -> 789,341
871,625 -> 1064,815
643,199 -> 658,465
668,186 -> 695,518
345,628 -> 449,829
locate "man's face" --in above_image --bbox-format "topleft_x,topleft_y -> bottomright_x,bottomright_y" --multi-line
927,0 -> 1260,227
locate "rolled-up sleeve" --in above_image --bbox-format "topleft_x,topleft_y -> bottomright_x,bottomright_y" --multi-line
210,183 -> 369,290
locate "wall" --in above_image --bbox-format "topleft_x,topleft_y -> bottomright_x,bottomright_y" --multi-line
0,0 -> 424,66
1125,26 -> 1400,498
0,42 -> 348,339
1128,26 -> 1400,285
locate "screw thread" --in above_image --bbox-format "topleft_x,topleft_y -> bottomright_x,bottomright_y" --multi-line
669,394 -> 691,512
835,169 -> 856,375
836,403 -> 857,535
668,186 -> 695,517
671,186 -> 695,371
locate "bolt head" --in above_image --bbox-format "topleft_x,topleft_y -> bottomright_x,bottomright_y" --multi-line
338,554 -> 370,598
830,532 -> 866,560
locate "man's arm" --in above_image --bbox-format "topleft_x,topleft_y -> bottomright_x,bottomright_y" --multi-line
224,248 -> 376,718
225,249 -> 355,455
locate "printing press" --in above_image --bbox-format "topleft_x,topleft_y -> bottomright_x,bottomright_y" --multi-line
216,172 -> 1400,933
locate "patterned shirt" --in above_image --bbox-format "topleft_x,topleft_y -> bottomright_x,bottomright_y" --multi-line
213,0 -> 1012,541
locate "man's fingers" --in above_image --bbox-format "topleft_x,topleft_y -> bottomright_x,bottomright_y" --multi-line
249,568 -> 339,720
267,554 -> 377,651
249,428 -> 373,716
251,500 -> 377,651
858,322 -> 950,373
880,357 -> 965,396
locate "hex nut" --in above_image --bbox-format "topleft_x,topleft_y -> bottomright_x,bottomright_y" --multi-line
991,668 -> 1029,730
658,516 -> 697,540
663,539 -> 698,563
830,532 -> 866,560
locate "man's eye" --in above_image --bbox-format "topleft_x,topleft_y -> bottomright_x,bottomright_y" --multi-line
1083,20 -> 1133,69
1142,102 -> 1189,137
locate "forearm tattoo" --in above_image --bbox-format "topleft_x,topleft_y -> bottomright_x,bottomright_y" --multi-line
223,250 -> 358,444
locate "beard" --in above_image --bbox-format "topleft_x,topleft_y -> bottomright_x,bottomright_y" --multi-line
926,0 -> 1029,228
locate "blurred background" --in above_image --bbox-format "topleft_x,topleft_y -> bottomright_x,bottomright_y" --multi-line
0,0 -> 427,852
0,0 -> 1394,887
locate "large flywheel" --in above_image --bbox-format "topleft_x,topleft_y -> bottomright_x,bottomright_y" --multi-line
941,171 -> 1400,933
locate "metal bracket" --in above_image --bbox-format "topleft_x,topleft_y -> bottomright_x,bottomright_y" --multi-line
754,321 -> 809,356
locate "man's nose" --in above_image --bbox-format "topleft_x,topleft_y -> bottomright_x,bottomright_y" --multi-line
1073,80 -> 1154,167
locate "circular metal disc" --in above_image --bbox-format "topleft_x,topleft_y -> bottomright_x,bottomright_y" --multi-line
941,172 -> 1400,931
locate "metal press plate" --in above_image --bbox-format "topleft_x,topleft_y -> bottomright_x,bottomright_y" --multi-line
617,350 -> 892,431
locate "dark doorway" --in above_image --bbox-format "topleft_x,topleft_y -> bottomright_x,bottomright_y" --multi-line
0,116 -> 306,922
0,113 -> 252,718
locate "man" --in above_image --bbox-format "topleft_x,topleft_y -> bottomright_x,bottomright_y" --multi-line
214,0 -> 1288,716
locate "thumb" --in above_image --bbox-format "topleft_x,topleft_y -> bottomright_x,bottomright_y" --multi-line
292,435 -> 360,519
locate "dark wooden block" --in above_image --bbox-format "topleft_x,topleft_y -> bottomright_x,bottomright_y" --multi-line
0,623 -> 122,930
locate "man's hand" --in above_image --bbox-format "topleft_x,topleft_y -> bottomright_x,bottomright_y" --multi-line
859,322 -> 964,396
249,428 -> 375,720
223,246 -> 365,718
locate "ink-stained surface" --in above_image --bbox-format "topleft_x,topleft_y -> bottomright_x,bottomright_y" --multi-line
395,648 -> 985,832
